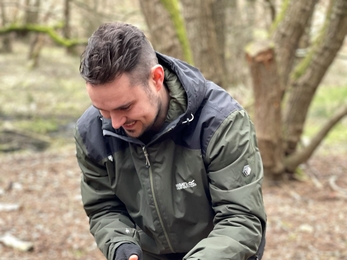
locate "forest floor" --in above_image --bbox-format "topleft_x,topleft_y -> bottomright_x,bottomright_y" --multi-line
0,42 -> 347,260
0,146 -> 347,260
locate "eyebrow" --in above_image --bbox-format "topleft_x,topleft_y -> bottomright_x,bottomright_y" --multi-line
93,102 -> 132,111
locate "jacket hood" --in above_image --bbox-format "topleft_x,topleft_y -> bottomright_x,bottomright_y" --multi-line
156,52 -> 207,123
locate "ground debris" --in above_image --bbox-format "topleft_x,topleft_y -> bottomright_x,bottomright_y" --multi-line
329,175 -> 347,198
0,233 -> 34,251
0,203 -> 21,212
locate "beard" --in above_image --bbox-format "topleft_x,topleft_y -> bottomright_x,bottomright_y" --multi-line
124,88 -> 163,141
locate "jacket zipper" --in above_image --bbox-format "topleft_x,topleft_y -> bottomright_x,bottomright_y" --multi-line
142,146 -> 151,168
142,146 -> 174,253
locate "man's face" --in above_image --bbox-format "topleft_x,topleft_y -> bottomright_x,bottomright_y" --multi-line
86,72 -> 162,138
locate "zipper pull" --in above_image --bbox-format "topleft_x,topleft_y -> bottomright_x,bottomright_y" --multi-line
142,146 -> 151,168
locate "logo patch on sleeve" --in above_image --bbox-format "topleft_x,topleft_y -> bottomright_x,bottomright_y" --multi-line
242,165 -> 251,177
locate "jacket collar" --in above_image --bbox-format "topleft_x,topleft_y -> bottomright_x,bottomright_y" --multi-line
156,52 -> 206,123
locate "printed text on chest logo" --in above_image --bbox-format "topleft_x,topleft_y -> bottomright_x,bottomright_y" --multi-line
176,180 -> 197,190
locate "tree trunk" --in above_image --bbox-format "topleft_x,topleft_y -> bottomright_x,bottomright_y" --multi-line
181,0 -> 227,88
298,15 -> 313,50
0,0 -> 12,53
271,0 -> 318,94
139,0 -> 191,63
63,0 -> 76,54
28,33 -> 45,68
245,41 -> 284,179
245,0 -> 256,30
225,1 -> 248,86
24,0 -> 40,24
283,0 -> 347,156
211,0 -> 228,73
28,0 -> 41,64
63,0 -> 71,39
264,0 -> 277,22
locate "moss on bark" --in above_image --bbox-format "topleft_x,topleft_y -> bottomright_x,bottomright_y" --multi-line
159,0 -> 193,64
0,24 -> 87,47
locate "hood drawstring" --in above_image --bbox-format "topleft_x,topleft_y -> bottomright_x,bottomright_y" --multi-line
182,113 -> 194,124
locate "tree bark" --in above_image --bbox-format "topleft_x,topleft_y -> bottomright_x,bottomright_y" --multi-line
264,0 -> 277,22
27,0 -> 41,61
271,0 -> 318,94
139,0 -> 191,63
28,33 -> 45,68
245,40 -> 284,178
225,1 -> 248,86
0,0 -> 12,53
211,0 -> 228,73
63,0 -> 76,54
283,0 -> 347,155
24,0 -> 40,24
180,0 -> 227,88
63,0 -> 71,39
245,0 -> 256,30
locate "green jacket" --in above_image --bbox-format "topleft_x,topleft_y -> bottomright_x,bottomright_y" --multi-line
75,53 -> 266,260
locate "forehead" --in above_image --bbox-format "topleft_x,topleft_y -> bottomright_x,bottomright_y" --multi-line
86,73 -> 142,109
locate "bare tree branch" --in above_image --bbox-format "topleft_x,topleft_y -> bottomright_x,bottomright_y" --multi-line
329,175 -> 347,197
285,104 -> 347,172
0,24 -> 87,47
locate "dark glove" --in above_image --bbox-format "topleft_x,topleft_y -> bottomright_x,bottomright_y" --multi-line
114,243 -> 143,260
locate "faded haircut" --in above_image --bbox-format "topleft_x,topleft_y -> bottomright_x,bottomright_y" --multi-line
79,22 -> 158,86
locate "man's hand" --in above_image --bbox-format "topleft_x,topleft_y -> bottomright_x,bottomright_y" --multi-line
115,243 -> 142,260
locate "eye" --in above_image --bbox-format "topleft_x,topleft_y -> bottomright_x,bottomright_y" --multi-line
120,105 -> 131,111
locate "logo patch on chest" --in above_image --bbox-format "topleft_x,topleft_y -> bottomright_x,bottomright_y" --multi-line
176,180 -> 197,190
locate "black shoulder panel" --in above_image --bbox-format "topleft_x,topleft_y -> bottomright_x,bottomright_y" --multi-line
76,106 -> 108,163
170,81 -> 242,157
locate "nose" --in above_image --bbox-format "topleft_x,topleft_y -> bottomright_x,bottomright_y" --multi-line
110,112 -> 126,129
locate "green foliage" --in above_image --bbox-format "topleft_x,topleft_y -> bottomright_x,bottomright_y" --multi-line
293,166 -> 309,182
309,86 -> 347,118
15,118 -> 58,134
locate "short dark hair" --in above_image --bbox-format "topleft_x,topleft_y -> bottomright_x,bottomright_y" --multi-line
80,22 -> 158,86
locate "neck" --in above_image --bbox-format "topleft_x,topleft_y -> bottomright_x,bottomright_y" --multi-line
152,83 -> 170,131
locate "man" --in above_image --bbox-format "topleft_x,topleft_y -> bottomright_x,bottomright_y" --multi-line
75,22 -> 266,260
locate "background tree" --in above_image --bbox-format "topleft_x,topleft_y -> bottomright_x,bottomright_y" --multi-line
246,0 -> 347,180
140,0 -> 227,87
282,0 -> 347,170
0,0 -> 12,52
139,0 -> 191,63
180,0 -> 227,87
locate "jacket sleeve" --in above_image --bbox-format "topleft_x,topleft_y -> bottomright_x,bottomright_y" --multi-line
184,109 -> 267,260
75,129 -> 141,260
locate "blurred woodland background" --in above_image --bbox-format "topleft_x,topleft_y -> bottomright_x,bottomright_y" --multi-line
0,0 -> 347,259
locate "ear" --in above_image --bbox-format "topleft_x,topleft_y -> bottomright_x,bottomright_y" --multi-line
150,65 -> 164,92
